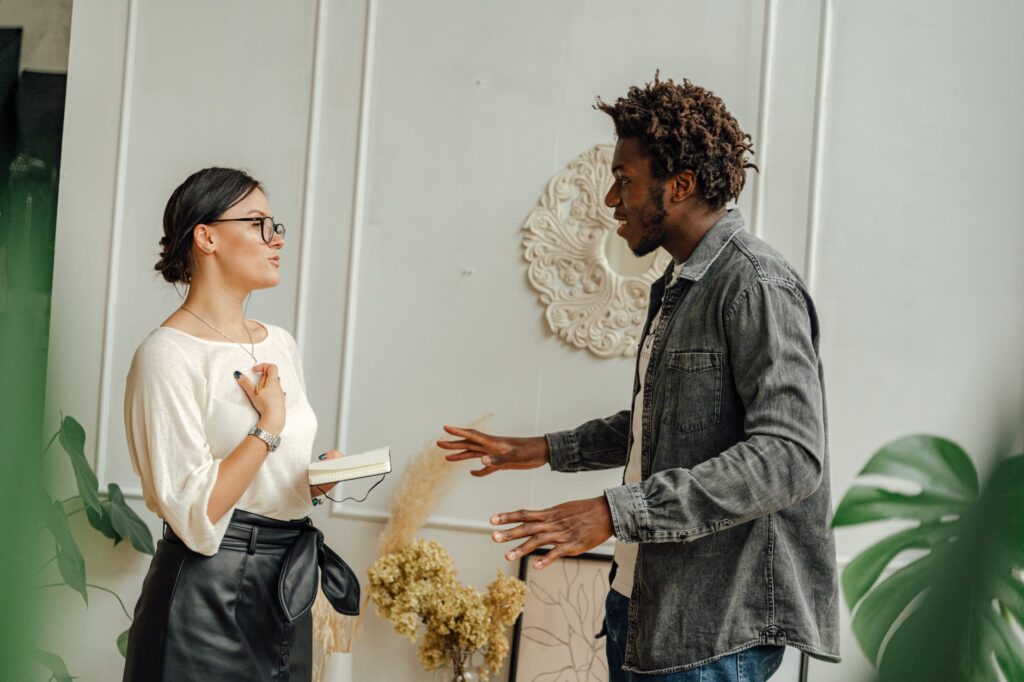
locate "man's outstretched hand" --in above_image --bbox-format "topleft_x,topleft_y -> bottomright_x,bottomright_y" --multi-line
439,426 -> 611,568
489,496 -> 614,569
437,425 -> 550,477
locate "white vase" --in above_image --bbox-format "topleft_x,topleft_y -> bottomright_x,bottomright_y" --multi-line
434,667 -> 480,682
322,651 -> 353,682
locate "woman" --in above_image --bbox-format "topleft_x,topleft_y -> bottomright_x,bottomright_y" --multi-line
122,167 -> 358,681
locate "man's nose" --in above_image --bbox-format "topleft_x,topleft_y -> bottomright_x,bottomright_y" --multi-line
604,184 -> 619,208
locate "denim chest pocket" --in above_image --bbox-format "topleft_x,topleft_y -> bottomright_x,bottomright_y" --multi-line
659,350 -> 723,433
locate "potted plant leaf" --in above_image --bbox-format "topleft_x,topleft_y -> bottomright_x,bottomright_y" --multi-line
33,415 -> 155,681
832,435 -> 1023,681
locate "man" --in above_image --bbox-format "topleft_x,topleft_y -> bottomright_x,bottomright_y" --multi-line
439,75 -> 839,681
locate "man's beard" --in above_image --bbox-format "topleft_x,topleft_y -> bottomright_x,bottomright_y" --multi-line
631,183 -> 668,257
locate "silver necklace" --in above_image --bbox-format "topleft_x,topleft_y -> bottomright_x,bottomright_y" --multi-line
179,305 -> 257,363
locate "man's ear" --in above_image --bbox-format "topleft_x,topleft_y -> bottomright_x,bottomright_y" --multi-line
193,224 -> 215,254
670,170 -> 698,203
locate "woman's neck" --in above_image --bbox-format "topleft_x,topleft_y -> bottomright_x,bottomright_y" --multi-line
180,282 -> 250,333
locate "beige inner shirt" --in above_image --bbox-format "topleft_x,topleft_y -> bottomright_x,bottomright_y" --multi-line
611,260 -> 685,596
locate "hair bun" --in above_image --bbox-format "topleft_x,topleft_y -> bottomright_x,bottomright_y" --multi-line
155,167 -> 262,286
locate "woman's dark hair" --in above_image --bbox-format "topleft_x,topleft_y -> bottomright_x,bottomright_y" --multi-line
595,73 -> 757,210
155,167 -> 264,284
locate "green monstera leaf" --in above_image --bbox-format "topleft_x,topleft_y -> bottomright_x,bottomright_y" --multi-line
86,499 -> 122,545
106,483 -> 155,555
36,414 -> 154,674
58,415 -> 104,518
31,648 -> 75,681
117,629 -> 130,658
38,491 -> 87,605
834,435 -> 1024,681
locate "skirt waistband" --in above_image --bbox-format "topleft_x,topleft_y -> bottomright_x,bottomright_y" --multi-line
163,509 -> 313,551
162,507 -> 360,619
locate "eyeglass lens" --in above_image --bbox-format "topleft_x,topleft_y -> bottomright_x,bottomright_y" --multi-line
261,217 -> 285,243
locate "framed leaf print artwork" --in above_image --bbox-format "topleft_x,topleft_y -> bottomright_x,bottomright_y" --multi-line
509,548 -> 613,681
507,547 -> 808,682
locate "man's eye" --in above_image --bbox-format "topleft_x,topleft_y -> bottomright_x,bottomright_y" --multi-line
617,177 -> 629,186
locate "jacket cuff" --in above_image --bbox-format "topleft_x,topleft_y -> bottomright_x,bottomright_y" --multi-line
604,483 -> 645,543
545,430 -> 580,472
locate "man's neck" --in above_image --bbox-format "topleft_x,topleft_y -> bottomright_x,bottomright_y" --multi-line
662,207 -> 727,264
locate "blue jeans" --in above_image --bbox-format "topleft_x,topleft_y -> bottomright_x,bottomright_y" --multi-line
605,590 -> 785,681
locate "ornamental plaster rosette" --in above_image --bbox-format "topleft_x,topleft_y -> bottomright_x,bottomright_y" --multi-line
522,145 -> 671,358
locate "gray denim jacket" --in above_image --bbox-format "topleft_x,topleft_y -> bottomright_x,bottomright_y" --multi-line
546,210 -> 840,673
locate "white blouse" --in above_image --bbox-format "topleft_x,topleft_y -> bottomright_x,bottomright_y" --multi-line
123,322 -> 318,555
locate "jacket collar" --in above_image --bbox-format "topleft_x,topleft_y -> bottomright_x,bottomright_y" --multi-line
659,208 -> 745,284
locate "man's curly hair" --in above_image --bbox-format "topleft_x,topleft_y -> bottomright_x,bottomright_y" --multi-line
595,73 -> 757,210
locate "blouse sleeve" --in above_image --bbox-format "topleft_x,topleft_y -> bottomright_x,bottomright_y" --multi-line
124,336 -> 232,555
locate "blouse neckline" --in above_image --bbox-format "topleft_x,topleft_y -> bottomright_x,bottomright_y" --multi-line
155,319 -> 272,346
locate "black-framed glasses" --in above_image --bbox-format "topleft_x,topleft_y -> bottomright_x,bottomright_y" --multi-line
207,216 -> 285,243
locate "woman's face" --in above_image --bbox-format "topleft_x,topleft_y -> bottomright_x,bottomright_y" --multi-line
197,188 -> 284,290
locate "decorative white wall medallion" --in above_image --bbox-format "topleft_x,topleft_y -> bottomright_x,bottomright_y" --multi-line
522,145 -> 671,358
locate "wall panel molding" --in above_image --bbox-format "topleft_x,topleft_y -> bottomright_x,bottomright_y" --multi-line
804,0 -> 834,296
749,0 -> 776,239
294,0 -> 327,349
333,0 -> 377,520
94,0 -> 137,487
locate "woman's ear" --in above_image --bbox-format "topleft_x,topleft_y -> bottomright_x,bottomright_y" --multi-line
193,223 -> 215,254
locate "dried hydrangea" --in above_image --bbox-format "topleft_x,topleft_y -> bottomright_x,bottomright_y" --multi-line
367,539 -> 526,679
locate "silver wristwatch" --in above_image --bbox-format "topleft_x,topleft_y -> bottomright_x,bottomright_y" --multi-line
248,426 -> 281,452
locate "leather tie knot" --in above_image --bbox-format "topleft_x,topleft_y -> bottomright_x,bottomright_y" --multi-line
278,525 -> 360,622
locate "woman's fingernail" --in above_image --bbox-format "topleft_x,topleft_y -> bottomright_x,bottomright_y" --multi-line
481,456 -> 492,465
233,371 -> 241,379
318,453 -> 327,460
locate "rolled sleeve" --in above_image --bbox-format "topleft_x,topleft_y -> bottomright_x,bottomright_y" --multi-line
545,409 -> 631,473
124,338 -> 234,556
604,483 -> 645,543
545,430 -> 580,472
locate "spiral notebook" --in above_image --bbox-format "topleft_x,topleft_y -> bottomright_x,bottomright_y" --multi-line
307,447 -> 391,486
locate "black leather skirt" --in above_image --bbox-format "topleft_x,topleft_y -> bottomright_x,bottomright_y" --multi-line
123,509 -> 359,682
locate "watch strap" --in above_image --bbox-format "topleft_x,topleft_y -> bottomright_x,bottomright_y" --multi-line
248,426 -> 281,452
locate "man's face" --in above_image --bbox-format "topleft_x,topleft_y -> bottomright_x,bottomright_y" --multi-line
605,137 -> 669,258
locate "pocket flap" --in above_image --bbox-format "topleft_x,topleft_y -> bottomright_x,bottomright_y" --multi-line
666,351 -> 721,373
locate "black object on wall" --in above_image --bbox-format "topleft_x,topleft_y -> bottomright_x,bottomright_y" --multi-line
16,69 -> 66,168
0,28 -> 22,189
4,69 -> 67,295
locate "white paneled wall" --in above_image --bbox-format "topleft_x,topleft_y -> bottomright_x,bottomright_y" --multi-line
44,1 -> 1023,680
806,0 -> 1024,676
